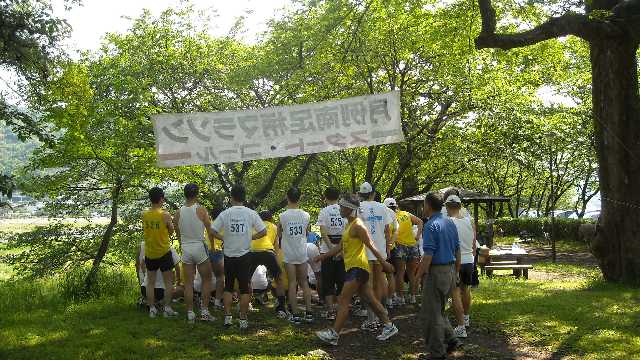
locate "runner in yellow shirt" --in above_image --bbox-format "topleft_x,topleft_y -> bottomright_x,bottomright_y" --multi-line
387,199 -> 424,305
250,210 -> 287,317
141,187 -> 178,318
315,194 -> 398,346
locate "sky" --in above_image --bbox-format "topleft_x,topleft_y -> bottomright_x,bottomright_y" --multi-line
51,0 -> 291,52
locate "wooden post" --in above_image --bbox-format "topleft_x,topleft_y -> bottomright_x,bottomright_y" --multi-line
487,201 -> 495,248
473,202 -> 479,237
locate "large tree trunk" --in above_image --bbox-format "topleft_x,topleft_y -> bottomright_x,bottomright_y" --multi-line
84,181 -> 122,292
589,38 -> 640,283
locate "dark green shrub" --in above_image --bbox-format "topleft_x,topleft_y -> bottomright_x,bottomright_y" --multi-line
487,217 -> 595,241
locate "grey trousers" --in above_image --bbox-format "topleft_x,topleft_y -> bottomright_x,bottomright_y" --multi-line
420,264 -> 456,358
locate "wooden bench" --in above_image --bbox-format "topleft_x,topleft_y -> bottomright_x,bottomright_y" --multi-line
483,264 -> 533,279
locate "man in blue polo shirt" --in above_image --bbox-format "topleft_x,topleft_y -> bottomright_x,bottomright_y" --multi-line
416,191 -> 461,359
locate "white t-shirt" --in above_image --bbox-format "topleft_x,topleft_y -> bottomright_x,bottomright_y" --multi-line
450,216 -> 475,264
316,204 -> 345,254
386,207 -> 399,236
359,201 -> 393,260
212,206 -> 265,257
251,265 -> 269,290
193,268 -> 217,293
279,208 -> 311,264
306,242 -> 321,273
139,244 -> 180,289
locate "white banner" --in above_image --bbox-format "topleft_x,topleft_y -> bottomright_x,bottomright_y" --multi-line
152,91 -> 404,167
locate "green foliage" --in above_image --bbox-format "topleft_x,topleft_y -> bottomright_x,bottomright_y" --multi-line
490,217 -> 595,240
57,265 -> 136,301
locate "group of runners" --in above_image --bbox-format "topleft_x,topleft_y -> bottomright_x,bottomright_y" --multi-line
139,181 -> 477,347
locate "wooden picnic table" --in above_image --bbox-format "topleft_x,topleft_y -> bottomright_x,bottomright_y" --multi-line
478,245 -> 532,279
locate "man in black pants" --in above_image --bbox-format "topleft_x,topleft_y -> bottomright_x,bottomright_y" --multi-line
315,187 -> 346,320
211,185 -> 266,330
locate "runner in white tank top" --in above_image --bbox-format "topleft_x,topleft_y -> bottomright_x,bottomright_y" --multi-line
173,184 -> 216,323
277,187 -> 314,324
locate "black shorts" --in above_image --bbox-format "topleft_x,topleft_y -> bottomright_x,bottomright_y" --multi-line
344,267 -> 369,284
224,253 -> 252,294
140,286 -> 165,301
250,251 -> 281,279
145,251 -> 174,272
321,257 -> 345,297
458,263 -> 474,287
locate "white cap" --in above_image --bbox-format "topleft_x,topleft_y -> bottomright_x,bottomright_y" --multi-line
383,198 -> 397,208
359,182 -> 373,194
445,195 -> 462,204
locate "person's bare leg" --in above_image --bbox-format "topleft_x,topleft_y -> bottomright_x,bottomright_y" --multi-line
395,259 -> 406,299
296,264 -> 312,312
386,272 -> 395,303
361,283 -> 391,324
285,263 -> 299,314
333,280 -> 360,333
239,293 -> 250,319
213,260 -> 225,305
160,270 -> 174,307
146,270 -> 157,309
451,287 -> 465,327
183,263 -> 196,312
462,285 -> 471,315
406,260 -> 418,296
223,291 -> 233,315
197,260 -> 213,311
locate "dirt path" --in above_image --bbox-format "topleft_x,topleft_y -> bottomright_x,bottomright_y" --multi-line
304,304 -> 548,360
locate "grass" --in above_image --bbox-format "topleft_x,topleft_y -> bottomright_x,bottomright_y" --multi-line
494,235 -> 591,253
1,237 -> 638,359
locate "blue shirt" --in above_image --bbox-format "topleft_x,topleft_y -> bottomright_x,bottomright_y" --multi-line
422,212 -> 460,265
307,231 -> 320,244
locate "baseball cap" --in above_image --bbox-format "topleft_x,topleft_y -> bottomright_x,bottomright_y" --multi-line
444,195 -> 462,204
359,182 -> 373,194
383,198 -> 398,208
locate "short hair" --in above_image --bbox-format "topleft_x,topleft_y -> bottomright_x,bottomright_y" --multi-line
341,193 -> 360,209
324,186 -> 340,201
259,210 -> 273,221
230,184 -> 246,202
424,191 -> 443,212
374,191 -> 382,203
445,201 -> 462,210
148,187 -> 164,204
183,183 -> 199,199
287,187 -> 301,203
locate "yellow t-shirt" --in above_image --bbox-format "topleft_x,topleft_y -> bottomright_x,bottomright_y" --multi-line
342,218 -> 370,273
206,229 -> 223,253
142,208 -> 170,259
252,221 -> 277,251
396,210 -> 416,246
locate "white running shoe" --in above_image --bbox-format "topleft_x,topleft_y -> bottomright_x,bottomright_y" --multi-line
239,319 -> 249,330
200,310 -> 215,322
454,325 -> 467,338
163,307 -> 178,318
187,310 -> 196,323
464,315 -> 470,327
360,319 -> 380,332
224,315 -> 233,327
149,306 -> 158,318
316,328 -> 339,346
376,323 -> 399,341
409,295 -> 417,304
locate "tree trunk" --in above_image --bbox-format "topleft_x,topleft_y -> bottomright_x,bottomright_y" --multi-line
589,38 -> 640,283
84,181 -> 122,293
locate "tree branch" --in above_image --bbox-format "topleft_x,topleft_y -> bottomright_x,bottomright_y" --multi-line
475,0 -> 623,50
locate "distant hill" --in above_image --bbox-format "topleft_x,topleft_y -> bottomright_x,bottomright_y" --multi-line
0,125 -> 40,175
